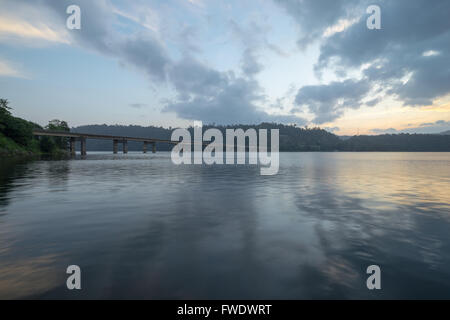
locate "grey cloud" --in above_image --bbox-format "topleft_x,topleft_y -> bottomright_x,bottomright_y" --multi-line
10,0 -> 307,125
118,33 -> 170,81
315,0 -> 450,107
241,48 -> 264,76
364,97 -> 381,107
372,120 -> 450,134
165,60 -> 306,125
276,0 -> 450,122
324,126 -> 340,133
371,128 -> 398,134
163,27 -> 306,125
230,20 -> 265,77
21,0 -> 171,81
230,19 -> 285,77
168,57 -> 228,97
167,59 -> 305,125
178,25 -> 201,54
29,0 -> 117,52
295,79 -> 370,124
274,0 -> 365,48
129,103 -> 147,109
420,120 -> 450,127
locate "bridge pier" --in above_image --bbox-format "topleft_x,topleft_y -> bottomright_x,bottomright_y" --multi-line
113,139 -> 118,154
70,137 -> 76,156
80,137 -> 87,156
143,141 -> 148,153
123,140 -> 128,154
152,142 -> 156,153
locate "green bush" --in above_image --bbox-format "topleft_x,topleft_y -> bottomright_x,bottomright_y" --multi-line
0,99 -> 41,148
0,99 -> 70,156
46,119 -> 70,149
39,136 -> 57,153
1,115 -> 36,146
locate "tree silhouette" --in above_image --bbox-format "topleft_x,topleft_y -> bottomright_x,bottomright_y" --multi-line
0,98 -> 11,116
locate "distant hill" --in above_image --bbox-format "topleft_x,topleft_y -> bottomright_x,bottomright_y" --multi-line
338,134 -> 450,151
440,130 -> 450,135
71,123 -> 450,152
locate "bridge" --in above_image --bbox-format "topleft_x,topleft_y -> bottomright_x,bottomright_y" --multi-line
32,129 -> 181,155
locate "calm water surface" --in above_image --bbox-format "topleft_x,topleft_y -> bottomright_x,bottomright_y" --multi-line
0,152 -> 449,299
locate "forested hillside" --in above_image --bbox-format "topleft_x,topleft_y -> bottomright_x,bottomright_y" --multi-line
0,99 -> 71,157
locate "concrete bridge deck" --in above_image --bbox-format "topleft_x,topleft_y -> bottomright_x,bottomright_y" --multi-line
32,129 -> 179,155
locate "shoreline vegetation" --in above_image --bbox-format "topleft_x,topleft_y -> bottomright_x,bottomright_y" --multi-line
1,98 -> 450,158
0,99 -> 70,158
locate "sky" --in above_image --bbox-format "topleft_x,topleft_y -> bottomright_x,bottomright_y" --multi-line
0,0 -> 450,135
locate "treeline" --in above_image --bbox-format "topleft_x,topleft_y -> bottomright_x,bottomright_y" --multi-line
0,99 -> 70,156
340,134 -> 450,151
72,123 -> 450,152
194,123 -> 342,151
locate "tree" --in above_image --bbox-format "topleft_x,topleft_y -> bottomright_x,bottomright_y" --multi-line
0,99 -> 11,115
39,136 -> 57,153
0,99 -> 11,126
0,99 -> 9,131
0,98 -> 36,146
45,119 -> 70,149
46,119 -> 70,132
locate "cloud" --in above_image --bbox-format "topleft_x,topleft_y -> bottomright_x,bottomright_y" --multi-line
165,58 -> 306,125
364,97 -> 381,107
161,26 -> 306,125
270,84 -> 297,111
371,120 -> 450,134
0,0 -> 70,46
275,0 -> 450,123
322,18 -> 360,38
8,0 -> 171,82
129,103 -> 147,109
118,33 -> 170,81
0,0 -> 309,125
241,48 -> 264,77
0,58 -> 28,78
294,79 -> 370,124
274,0 -> 365,48
371,128 -> 398,134
419,120 -> 450,128
316,0 -> 450,106
324,126 -> 340,133
112,6 -> 159,33
168,57 -> 228,97
230,19 -> 286,77
178,25 -> 201,54
186,0 -> 204,8
0,17 -> 69,44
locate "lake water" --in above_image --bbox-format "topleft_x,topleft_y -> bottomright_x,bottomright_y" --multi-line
0,152 -> 449,299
